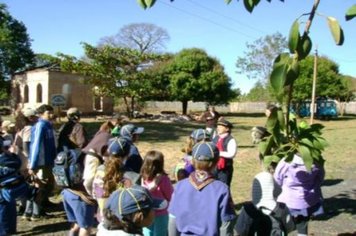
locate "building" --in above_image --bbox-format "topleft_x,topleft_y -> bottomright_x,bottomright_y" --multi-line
11,66 -> 113,115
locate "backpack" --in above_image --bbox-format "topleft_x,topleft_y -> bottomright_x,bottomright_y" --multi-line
52,149 -> 83,188
244,202 -> 286,236
0,174 -> 29,203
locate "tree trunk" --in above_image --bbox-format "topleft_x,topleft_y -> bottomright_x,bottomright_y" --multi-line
123,96 -> 132,118
131,96 -> 135,117
182,100 -> 188,115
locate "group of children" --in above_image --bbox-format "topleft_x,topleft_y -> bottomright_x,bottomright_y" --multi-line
0,105 -> 325,236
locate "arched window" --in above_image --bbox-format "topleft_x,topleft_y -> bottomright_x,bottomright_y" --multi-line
24,85 -> 29,103
36,84 -> 42,103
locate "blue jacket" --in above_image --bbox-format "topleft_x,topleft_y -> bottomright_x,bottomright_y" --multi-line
0,153 -> 22,184
29,118 -> 57,170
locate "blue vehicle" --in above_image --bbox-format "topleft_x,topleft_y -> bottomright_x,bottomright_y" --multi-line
315,98 -> 338,120
292,98 -> 338,120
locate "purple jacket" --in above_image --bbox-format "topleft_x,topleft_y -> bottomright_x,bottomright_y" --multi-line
274,155 -> 324,210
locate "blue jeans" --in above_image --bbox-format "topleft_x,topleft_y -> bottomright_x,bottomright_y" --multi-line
0,200 -> 17,236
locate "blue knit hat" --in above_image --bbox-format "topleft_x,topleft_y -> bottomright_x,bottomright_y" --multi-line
107,137 -> 130,157
120,124 -> 144,138
192,142 -> 219,161
105,185 -> 167,220
190,129 -> 209,143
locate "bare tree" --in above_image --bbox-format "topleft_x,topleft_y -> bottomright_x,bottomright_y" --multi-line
98,23 -> 170,54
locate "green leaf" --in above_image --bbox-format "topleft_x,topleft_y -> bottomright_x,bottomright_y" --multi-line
277,109 -> 285,131
270,62 -> 288,94
263,155 -> 280,168
144,0 -> 156,8
316,137 -> 328,149
345,5 -> 356,21
297,34 -> 312,60
298,145 -> 313,171
243,0 -> 254,13
285,58 -> 299,86
259,135 -> 274,156
224,0 -> 233,4
137,0 -> 147,9
327,17 -> 344,46
288,20 -> 300,53
300,138 -> 314,148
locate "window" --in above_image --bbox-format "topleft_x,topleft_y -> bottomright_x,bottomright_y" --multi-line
36,84 -> 42,103
24,85 -> 29,103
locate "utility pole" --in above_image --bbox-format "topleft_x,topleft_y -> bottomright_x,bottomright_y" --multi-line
310,47 -> 318,124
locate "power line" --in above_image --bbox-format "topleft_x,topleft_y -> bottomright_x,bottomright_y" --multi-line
157,0 -> 258,40
186,0 -> 269,35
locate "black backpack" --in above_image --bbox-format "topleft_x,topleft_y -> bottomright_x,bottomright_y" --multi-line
52,149 -> 84,188
244,202 -> 286,236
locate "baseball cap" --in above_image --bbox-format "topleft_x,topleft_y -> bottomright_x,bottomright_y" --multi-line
190,129 -> 209,143
1,120 -> 15,129
217,119 -> 233,129
67,107 -> 81,119
22,107 -> 37,118
192,142 -> 219,161
105,185 -> 167,220
120,124 -> 144,138
107,137 -> 130,157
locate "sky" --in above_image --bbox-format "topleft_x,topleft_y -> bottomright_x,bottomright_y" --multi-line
2,0 -> 356,93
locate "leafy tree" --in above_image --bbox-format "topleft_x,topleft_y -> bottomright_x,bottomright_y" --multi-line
98,23 -> 170,54
0,3 -> 34,99
241,81 -> 271,102
59,43 -> 161,116
163,48 -> 236,114
140,0 -> 356,168
293,56 -> 349,102
236,32 -> 288,82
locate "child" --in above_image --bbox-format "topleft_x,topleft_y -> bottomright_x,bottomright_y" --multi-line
174,129 -> 210,182
235,165 -> 295,235
0,138 -> 29,235
93,137 -> 139,222
212,119 -> 237,188
140,150 -> 174,236
168,142 -> 237,236
97,185 -> 166,235
274,154 -> 324,236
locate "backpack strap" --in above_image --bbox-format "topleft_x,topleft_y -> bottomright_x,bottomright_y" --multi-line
244,202 -> 263,220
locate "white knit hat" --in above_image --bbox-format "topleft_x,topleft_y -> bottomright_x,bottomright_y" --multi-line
252,171 -> 277,213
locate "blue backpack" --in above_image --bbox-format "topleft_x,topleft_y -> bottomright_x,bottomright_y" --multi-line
52,149 -> 83,188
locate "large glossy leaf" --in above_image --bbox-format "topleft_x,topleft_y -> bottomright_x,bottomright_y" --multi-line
345,5 -> 356,21
277,109 -> 285,131
288,20 -> 300,53
285,58 -> 299,86
298,145 -> 313,171
270,62 -> 288,94
297,34 -> 312,60
145,0 -> 156,8
327,17 -> 344,46
137,0 -> 147,9
243,0 -> 254,13
259,135 -> 274,156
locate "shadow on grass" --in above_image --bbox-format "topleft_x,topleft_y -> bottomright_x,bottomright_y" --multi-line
322,178 -> 344,186
337,232 -> 356,236
17,221 -> 71,236
314,189 -> 356,221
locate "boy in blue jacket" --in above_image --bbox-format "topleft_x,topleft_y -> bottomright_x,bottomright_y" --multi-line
0,138 -> 29,235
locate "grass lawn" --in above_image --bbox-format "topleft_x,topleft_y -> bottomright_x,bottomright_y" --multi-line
81,114 -> 356,207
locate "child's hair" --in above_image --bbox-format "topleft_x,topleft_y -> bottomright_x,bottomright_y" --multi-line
103,158 -> 125,197
181,137 -> 194,154
192,158 -> 218,172
36,104 -> 54,114
103,207 -> 151,233
140,150 -> 166,181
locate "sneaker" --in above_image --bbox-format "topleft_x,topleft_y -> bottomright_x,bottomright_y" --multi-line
30,214 -> 41,221
22,213 -> 31,221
